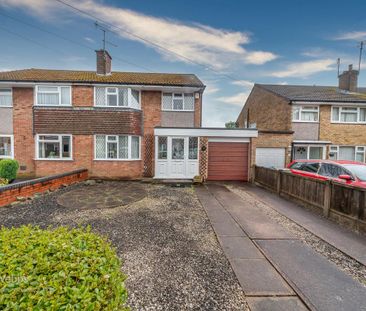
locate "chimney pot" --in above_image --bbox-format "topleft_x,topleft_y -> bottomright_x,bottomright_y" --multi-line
96,50 -> 112,75
338,64 -> 358,92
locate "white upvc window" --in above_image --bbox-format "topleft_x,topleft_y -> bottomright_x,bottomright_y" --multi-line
94,87 -> 140,109
292,105 -> 319,122
35,85 -> 71,106
329,145 -> 365,162
0,88 -> 12,107
162,93 -> 195,111
94,135 -> 141,160
36,134 -> 72,160
0,135 -> 14,159
293,145 -> 326,160
331,106 -> 366,123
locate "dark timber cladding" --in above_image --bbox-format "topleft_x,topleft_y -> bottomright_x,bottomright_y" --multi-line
207,142 -> 249,181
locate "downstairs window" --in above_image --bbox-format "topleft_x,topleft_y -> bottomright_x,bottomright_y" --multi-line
95,135 -> 140,160
36,135 -> 72,160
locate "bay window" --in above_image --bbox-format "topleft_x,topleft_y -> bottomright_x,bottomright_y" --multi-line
95,135 -> 140,160
292,105 -> 319,122
36,86 -> 71,106
36,135 -> 72,160
0,88 -> 12,107
95,87 -> 140,109
0,135 -> 13,159
329,146 -> 365,162
162,93 -> 195,111
331,106 -> 366,123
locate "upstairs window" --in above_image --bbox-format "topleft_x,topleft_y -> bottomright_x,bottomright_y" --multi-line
292,105 -> 319,122
95,87 -> 140,109
0,88 -> 12,107
331,106 -> 366,123
162,93 -> 194,111
36,86 -> 71,106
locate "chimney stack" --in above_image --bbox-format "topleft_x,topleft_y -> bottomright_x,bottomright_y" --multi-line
338,64 -> 359,92
96,50 -> 112,75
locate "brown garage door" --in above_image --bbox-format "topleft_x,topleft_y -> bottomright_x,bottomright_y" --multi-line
207,142 -> 249,181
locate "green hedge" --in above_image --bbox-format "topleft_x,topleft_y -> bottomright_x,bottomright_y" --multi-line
0,226 -> 128,310
0,159 -> 19,181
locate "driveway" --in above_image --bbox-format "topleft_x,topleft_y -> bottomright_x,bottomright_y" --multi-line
197,183 -> 366,311
0,181 -> 247,311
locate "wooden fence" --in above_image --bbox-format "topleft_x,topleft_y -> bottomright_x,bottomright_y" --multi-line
254,166 -> 366,233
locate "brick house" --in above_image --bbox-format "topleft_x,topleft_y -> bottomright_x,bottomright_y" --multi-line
0,50 -> 257,181
237,64 -> 366,168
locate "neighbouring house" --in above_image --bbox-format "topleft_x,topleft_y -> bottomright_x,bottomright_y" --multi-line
0,50 -> 257,181
237,64 -> 366,169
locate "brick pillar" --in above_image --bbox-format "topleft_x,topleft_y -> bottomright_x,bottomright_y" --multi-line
13,87 -> 35,176
199,137 -> 208,180
141,91 -> 161,177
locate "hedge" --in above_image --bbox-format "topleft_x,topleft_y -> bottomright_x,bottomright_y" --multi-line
0,159 -> 19,182
0,226 -> 128,310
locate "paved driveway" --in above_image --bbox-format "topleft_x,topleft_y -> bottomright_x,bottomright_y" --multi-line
0,181 -> 247,311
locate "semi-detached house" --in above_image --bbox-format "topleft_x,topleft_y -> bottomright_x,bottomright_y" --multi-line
237,64 -> 366,169
0,50 -> 257,181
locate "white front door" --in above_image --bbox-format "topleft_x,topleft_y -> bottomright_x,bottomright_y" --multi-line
155,136 -> 199,179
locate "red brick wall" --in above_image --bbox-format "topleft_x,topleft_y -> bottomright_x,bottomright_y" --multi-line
0,169 -> 88,207
72,86 -> 93,107
141,91 -> 161,177
13,88 -> 35,177
34,135 -> 143,179
194,93 -> 202,127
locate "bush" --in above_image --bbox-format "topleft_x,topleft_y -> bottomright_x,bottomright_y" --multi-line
0,159 -> 19,181
0,226 -> 128,310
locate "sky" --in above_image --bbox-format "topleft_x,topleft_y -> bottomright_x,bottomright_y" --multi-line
1,0 -> 366,126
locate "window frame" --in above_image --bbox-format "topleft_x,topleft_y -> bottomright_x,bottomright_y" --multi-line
329,145 -> 366,162
35,134 -> 73,160
35,85 -> 72,107
331,106 -> 366,124
293,144 -> 326,160
94,86 -> 141,109
0,88 -> 13,107
94,135 -> 141,161
292,105 -> 319,123
161,92 -> 195,112
0,134 -> 14,159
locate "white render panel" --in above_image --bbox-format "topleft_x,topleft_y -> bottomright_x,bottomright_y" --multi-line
0,107 -> 13,134
154,128 -> 258,138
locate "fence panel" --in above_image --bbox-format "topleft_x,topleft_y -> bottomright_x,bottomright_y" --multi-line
254,166 -> 278,191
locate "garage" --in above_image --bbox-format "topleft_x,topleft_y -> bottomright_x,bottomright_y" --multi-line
208,142 -> 249,181
255,147 -> 285,169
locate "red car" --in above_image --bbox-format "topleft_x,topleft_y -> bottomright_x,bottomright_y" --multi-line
287,159 -> 366,188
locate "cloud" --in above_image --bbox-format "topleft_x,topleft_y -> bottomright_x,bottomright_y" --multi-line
84,36 -> 95,43
0,0 -> 277,69
217,92 -> 249,106
270,59 -> 335,78
333,31 -> 366,41
231,80 -> 254,87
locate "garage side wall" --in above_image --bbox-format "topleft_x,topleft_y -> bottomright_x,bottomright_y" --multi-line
199,137 -> 208,180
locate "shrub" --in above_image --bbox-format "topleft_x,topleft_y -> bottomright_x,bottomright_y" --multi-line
0,159 -> 19,181
0,226 -> 128,310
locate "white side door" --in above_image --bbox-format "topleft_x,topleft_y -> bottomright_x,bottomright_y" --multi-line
256,147 -> 285,168
170,137 -> 186,178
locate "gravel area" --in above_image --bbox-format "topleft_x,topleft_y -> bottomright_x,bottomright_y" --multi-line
228,184 -> 366,287
0,181 -> 248,311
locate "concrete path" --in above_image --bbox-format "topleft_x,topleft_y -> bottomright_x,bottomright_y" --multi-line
234,183 -> 366,266
196,184 -> 366,311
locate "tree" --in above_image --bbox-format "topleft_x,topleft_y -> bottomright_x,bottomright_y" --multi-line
225,121 -> 238,128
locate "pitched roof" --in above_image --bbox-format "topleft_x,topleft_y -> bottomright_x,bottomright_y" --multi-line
257,84 -> 366,103
0,68 -> 205,88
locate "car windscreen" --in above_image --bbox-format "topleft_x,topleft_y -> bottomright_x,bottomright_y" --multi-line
290,162 -> 320,173
342,164 -> 366,181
